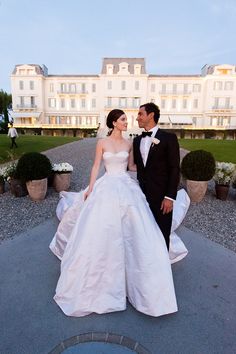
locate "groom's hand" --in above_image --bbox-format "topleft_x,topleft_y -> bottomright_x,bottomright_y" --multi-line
160,198 -> 173,214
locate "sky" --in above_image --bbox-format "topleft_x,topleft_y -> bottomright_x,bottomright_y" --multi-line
0,0 -> 235,92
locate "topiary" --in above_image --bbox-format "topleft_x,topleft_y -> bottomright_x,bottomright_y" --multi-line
16,152 -> 52,182
181,149 -> 215,181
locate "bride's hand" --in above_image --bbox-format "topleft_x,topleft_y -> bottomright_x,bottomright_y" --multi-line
84,189 -> 92,201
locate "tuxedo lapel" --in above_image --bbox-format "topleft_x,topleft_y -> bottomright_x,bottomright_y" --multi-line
145,129 -> 162,168
135,135 -> 145,169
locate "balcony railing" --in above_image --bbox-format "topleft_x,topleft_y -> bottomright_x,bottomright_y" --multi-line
159,90 -> 192,95
57,90 -> 89,95
16,104 -> 37,109
13,123 -> 98,129
212,106 -> 233,110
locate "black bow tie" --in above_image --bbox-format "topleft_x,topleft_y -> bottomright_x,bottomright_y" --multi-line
141,131 -> 152,138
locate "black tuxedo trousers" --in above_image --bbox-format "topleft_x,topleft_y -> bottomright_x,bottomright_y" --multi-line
133,130 -> 180,249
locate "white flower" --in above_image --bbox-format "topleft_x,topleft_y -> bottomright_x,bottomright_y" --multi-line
213,161 -> 236,185
151,137 -> 160,146
52,162 -> 73,172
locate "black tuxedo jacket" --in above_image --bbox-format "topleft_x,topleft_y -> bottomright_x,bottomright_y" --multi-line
133,129 -> 180,207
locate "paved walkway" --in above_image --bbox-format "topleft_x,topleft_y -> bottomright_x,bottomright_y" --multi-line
0,217 -> 236,354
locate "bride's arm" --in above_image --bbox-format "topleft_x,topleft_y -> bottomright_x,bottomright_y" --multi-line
128,143 -> 137,172
84,139 -> 103,200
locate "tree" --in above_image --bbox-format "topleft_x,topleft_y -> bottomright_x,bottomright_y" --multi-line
0,90 -> 12,133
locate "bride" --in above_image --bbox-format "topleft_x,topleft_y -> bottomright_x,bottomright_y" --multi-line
50,109 -> 190,318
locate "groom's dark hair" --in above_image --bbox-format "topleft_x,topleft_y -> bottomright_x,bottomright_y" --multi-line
140,103 -> 160,123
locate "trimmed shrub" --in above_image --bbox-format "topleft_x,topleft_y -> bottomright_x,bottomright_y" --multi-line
181,150 -> 215,181
16,152 -> 52,182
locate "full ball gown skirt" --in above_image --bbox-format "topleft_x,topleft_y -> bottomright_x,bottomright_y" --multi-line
50,151 -> 189,317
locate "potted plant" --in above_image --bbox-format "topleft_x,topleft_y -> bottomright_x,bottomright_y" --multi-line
16,152 -> 52,201
181,149 -> 215,202
213,162 -> 236,200
3,162 -> 28,197
52,162 -> 73,192
232,171 -> 236,189
0,174 -> 5,194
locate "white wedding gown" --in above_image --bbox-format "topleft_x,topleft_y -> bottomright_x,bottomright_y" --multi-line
50,151 -> 190,317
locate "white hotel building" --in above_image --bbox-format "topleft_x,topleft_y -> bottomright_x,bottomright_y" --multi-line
10,58 -> 236,139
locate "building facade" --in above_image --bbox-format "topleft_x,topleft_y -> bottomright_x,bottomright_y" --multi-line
10,58 -> 236,139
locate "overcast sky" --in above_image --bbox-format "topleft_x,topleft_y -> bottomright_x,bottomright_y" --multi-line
0,0 -> 235,92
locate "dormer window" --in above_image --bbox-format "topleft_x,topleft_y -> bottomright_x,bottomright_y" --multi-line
134,65 -> 141,75
106,65 -> 114,75
118,62 -> 129,75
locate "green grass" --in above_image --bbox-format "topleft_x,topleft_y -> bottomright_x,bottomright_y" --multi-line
179,139 -> 236,163
0,135 -> 79,163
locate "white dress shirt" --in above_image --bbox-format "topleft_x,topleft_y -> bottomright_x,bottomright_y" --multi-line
8,127 -> 18,138
140,125 -> 158,166
140,125 -> 174,202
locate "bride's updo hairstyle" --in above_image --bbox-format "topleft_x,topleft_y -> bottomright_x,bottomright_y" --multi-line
106,109 -> 125,135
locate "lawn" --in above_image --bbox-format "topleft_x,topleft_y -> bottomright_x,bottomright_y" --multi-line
0,135 -> 79,163
179,139 -> 236,163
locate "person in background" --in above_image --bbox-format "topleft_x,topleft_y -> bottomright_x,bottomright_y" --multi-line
8,123 -> 18,149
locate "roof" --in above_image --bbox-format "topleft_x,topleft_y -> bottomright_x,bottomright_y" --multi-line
101,58 -> 146,74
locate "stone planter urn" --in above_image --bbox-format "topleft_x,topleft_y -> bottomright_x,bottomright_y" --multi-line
26,178 -> 48,201
186,180 -> 208,203
9,178 -> 28,197
0,181 -> 5,194
215,184 -> 229,201
53,172 -> 71,192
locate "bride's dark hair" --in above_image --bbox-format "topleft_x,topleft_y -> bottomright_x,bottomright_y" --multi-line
106,109 -> 125,135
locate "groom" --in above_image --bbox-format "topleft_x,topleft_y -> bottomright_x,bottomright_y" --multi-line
133,102 -> 180,249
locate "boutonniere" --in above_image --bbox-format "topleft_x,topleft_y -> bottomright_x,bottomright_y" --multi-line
151,137 -> 160,147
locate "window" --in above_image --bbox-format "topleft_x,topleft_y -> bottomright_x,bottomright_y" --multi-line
19,81 -> 24,90
214,97 -> 219,108
107,81 -> 112,90
81,98 -> 86,108
211,117 -> 218,126
183,84 -> 188,93
92,83 -> 96,92
30,81 -> 34,90
161,84 -> 166,93
172,99 -> 176,109
193,99 -> 198,109
71,99 -> 75,108
222,117 -> 230,126
50,83 -> 54,92
61,83 -> 66,92
183,98 -> 187,109
225,81 -> 233,90
193,84 -> 201,92
133,97 -> 140,108
121,81 -> 126,90
135,81 -> 140,90
134,65 -> 141,75
30,96 -> 35,106
61,98 -> 65,108
48,98 -> 56,108
161,99 -> 166,109
214,81 -> 223,90
70,84 -> 76,93
20,96 -> 24,106
151,84 -> 155,92
81,83 -> 86,93
107,97 -> 112,107
119,97 -> 127,108
92,98 -> 96,108
225,97 -> 230,109
173,84 -> 177,93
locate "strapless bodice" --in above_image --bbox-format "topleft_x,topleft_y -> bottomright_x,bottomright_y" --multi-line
103,151 -> 129,175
